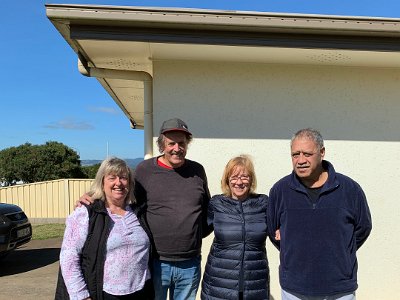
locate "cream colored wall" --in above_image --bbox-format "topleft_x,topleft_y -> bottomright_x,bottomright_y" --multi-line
152,60 -> 400,299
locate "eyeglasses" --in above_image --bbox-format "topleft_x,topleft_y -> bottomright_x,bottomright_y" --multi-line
229,175 -> 250,183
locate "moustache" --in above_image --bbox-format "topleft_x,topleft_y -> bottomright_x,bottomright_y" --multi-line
171,151 -> 183,155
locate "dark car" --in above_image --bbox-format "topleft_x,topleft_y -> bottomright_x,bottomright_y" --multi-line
0,203 -> 32,258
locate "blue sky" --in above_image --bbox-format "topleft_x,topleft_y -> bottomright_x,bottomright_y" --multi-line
1,1 -> 400,160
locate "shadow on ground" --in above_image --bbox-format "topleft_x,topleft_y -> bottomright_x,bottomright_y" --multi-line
0,247 -> 60,276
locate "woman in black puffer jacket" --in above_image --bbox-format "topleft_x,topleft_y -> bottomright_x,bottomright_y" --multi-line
201,155 -> 270,300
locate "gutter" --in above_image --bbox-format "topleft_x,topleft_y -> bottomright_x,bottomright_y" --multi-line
78,57 -> 154,159
46,4 -> 400,37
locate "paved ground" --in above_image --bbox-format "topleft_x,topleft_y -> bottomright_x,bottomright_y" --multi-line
0,237 -> 277,300
0,237 -> 62,299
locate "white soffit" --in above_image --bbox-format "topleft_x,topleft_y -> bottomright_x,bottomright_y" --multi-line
47,4 -> 400,129
105,78 -> 144,119
77,39 -> 400,129
78,39 -> 400,68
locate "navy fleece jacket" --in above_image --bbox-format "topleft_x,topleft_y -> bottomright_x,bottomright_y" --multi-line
268,161 -> 372,296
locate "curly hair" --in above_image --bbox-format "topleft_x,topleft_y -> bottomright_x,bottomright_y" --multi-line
291,128 -> 324,150
156,132 -> 193,153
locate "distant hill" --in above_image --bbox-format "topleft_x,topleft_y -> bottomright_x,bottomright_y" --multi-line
81,158 -> 143,169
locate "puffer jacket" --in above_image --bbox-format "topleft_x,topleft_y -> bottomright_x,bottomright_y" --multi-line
201,194 -> 269,300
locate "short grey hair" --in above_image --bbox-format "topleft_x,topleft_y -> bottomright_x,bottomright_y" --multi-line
88,156 -> 135,204
291,128 -> 324,150
156,133 -> 193,153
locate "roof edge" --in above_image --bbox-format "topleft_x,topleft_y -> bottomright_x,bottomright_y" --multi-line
45,4 -> 400,21
45,4 -> 400,36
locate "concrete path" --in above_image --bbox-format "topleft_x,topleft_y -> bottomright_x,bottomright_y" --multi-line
0,238 -> 62,299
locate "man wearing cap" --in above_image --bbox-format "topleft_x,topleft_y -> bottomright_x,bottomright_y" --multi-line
134,118 -> 212,300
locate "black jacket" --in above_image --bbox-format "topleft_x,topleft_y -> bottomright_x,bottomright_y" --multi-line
201,194 -> 270,300
55,200 -> 153,300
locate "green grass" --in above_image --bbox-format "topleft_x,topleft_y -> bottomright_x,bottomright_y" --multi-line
32,223 -> 65,240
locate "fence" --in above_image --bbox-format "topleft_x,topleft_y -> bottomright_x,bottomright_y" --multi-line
0,179 -> 94,223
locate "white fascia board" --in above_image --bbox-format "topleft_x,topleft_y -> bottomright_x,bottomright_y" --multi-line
45,4 -> 400,37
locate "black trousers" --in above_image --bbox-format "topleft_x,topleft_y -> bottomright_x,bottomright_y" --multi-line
103,280 -> 154,300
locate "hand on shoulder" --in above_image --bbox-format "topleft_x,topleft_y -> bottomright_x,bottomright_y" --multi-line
75,193 -> 94,209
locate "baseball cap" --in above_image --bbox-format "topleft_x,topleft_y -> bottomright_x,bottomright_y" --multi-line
159,118 -> 192,135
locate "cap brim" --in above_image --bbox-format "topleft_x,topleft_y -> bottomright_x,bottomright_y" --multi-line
161,128 -> 192,135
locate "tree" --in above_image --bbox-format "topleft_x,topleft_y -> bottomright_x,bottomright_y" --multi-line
0,145 -> 22,185
82,163 -> 101,179
0,141 -> 87,185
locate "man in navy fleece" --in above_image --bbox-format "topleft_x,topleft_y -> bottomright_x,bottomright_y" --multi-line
268,128 -> 372,300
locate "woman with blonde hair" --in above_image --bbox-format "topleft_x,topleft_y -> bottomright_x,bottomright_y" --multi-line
56,157 -> 153,300
201,155 -> 270,300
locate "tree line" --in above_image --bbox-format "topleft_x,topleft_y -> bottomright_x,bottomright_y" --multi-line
0,141 -> 100,186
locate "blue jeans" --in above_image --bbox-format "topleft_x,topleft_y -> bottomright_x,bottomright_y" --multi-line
152,256 -> 201,300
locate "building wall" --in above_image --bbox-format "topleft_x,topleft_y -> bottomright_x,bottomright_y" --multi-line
153,60 -> 400,299
0,179 -> 94,223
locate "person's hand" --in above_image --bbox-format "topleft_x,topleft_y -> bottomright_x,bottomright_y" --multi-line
75,193 -> 94,209
275,229 -> 281,241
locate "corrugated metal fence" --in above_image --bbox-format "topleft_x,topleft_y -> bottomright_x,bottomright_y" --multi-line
0,179 -> 93,223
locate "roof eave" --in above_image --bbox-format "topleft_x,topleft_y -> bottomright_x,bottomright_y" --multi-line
45,4 -> 400,38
